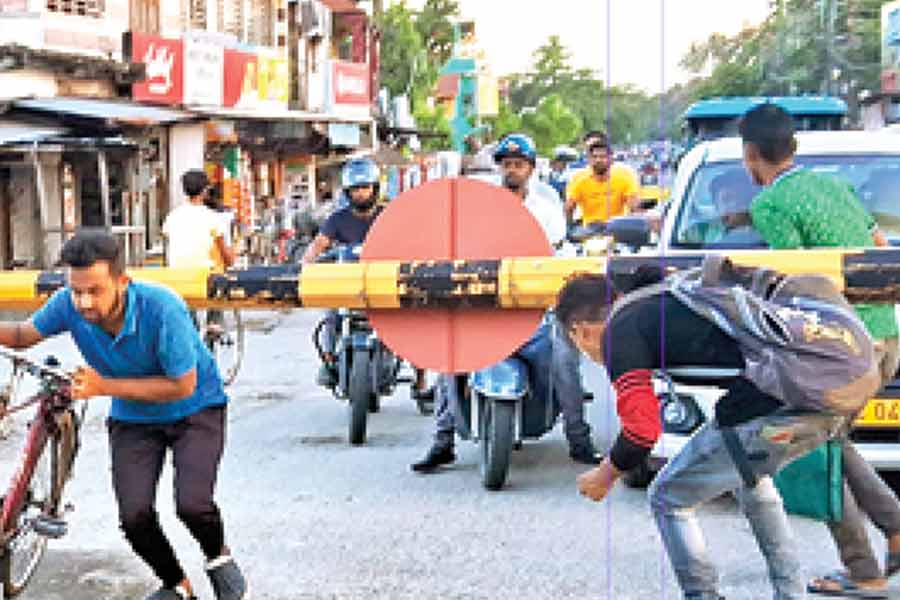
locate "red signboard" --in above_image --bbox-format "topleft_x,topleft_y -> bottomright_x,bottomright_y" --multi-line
223,49 -> 259,108
332,61 -> 370,106
131,33 -> 184,105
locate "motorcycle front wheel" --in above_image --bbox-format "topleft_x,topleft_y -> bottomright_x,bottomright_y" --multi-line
348,349 -> 371,445
479,398 -> 515,491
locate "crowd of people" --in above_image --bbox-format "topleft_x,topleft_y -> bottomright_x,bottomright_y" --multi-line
2,102 -> 898,600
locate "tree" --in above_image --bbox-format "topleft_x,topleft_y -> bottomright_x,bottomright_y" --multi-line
520,94 -> 582,156
415,0 -> 460,67
485,101 -> 523,141
379,2 -> 426,98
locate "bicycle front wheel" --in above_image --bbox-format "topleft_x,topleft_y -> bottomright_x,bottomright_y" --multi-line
204,310 -> 245,386
0,429 -> 51,597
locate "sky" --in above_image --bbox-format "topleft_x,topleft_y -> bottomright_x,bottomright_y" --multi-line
398,0 -> 774,92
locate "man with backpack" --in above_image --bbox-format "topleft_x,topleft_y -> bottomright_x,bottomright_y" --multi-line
559,257 -> 880,600
742,103 -> 900,598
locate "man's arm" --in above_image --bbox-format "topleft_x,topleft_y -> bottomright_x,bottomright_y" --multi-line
72,366 -> 196,402
750,198 -> 803,249
302,233 -> 333,264
0,322 -> 44,350
214,235 -> 236,267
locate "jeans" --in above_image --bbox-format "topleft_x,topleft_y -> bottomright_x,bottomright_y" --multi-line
320,309 -> 339,358
649,410 -> 843,600
432,319 -> 591,447
826,336 -> 900,580
108,406 -> 227,589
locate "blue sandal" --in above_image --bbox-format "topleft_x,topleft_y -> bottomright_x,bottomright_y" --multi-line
807,571 -> 888,599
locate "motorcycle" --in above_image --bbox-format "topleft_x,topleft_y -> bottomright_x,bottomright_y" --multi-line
312,245 -> 404,445
443,317 -> 564,491
445,217 -> 654,490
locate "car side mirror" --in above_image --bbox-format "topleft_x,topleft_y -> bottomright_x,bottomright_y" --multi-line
606,216 -> 651,249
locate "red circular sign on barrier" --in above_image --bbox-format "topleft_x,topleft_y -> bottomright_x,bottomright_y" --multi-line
362,178 -> 552,373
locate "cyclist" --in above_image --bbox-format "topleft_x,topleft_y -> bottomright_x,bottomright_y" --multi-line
302,157 -> 382,387
0,231 -> 247,600
163,170 -> 235,336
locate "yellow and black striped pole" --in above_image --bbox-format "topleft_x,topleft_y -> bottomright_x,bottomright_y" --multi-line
0,248 -> 897,312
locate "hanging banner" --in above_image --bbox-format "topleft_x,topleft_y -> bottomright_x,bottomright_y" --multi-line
332,60 -> 370,106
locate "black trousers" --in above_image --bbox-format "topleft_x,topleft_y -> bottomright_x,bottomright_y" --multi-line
107,405 -> 227,588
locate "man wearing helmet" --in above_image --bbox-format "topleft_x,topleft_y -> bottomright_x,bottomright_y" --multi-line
302,157 -> 382,386
411,134 -> 601,471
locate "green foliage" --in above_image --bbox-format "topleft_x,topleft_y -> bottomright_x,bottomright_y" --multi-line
379,2 -> 426,98
415,0 -> 461,67
520,94 -> 583,156
412,103 -> 453,152
485,101 -> 523,140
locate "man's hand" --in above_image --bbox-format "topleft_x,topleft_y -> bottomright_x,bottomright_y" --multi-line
577,458 -> 622,502
71,366 -> 108,400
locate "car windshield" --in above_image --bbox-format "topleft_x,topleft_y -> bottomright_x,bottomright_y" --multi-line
671,155 -> 900,249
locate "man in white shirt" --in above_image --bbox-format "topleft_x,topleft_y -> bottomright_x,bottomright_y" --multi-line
163,170 -> 235,271
412,134 -> 600,472
163,170 -> 236,336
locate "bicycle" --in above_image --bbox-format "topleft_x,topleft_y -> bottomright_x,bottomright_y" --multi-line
198,309 -> 245,387
0,345 -> 81,597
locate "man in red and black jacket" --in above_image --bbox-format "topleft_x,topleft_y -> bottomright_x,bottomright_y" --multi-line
556,272 -> 842,600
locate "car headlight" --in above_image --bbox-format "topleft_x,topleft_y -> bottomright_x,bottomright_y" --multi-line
660,393 -> 703,434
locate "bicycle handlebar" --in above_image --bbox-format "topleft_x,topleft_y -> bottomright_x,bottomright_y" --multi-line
0,344 -> 73,385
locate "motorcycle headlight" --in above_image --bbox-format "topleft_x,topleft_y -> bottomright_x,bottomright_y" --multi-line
660,393 -> 703,434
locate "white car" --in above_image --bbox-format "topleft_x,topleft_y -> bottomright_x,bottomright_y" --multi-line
637,130 -> 900,484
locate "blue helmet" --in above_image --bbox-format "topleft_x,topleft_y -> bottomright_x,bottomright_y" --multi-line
341,158 -> 380,190
493,134 -> 537,165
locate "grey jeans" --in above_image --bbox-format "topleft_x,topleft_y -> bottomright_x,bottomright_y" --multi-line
649,410 -> 843,600
432,320 -> 591,448
827,336 -> 900,580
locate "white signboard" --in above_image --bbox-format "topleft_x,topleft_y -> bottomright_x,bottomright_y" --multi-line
183,35 -> 224,107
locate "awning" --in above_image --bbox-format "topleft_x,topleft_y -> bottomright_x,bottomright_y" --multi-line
197,106 -> 373,125
12,97 -> 196,126
320,0 -> 364,14
0,119 -> 68,147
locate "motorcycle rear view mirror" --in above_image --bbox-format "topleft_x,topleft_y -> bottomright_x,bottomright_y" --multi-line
606,216 -> 651,249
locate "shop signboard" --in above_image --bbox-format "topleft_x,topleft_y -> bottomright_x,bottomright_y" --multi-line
882,0 -> 900,93
223,49 -> 259,109
131,33 -> 184,105
183,34 -> 224,107
332,60 -> 370,106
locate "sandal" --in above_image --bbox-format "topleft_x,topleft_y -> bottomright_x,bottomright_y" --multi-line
886,551 -> 900,579
807,571 -> 888,599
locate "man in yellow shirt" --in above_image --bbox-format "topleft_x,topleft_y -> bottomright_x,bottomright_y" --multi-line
565,137 -> 640,225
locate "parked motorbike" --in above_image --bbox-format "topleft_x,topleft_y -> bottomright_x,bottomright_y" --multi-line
312,245 -> 404,444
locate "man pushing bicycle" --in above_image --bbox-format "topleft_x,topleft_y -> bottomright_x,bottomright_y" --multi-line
0,231 -> 247,600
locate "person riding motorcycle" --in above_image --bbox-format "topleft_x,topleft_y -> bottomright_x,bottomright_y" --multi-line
411,134 -> 602,472
302,157 -> 382,387
548,146 -> 578,201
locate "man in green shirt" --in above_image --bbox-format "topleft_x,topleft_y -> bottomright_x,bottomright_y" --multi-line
742,103 -> 900,598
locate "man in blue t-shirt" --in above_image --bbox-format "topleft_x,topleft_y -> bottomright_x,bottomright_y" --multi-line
302,157 -> 382,387
0,232 -> 246,600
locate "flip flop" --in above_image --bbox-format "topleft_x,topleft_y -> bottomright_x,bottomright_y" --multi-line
807,571 -> 889,599
886,551 -> 900,579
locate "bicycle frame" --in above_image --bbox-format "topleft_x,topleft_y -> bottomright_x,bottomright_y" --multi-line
0,348 -> 78,597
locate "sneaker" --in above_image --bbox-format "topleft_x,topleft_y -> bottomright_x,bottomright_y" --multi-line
316,362 -> 337,388
569,442 -> 602,465
145,586 -> 195,600
411,442 -> 455,473
207,555 -> 248,600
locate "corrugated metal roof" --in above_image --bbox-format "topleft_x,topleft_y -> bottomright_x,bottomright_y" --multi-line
13,97 -> 195,125
685,96 -> 848,119
0,119 -> 68,146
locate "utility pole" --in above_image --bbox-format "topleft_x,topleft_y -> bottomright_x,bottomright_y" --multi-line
823,0 -> 839,96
